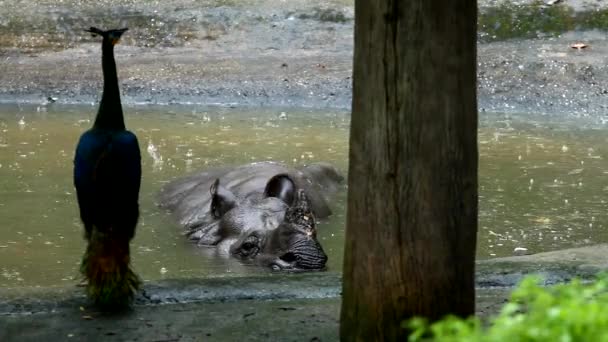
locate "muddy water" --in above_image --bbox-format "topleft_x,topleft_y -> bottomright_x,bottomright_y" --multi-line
479,113 -> 608,258
0,104 -> 349,287
1,105 -> 608,287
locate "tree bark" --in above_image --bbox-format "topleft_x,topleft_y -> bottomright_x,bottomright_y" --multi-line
340,1 -> 478,341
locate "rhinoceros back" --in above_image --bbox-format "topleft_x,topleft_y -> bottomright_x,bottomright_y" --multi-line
157,161 -> 343,227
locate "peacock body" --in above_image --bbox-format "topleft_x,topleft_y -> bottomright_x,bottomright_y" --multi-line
74,27 -> 141,309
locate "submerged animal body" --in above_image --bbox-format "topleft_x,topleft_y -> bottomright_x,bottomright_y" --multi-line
74,27 -> 141,309
158,161 -> 344,271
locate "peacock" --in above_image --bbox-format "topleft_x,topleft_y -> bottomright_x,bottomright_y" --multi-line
74,27 -> 141,309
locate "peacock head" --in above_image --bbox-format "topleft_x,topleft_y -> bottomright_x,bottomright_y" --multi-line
85,27 -> 129,45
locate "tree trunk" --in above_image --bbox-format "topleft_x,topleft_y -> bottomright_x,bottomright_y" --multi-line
340,0 -> 478,341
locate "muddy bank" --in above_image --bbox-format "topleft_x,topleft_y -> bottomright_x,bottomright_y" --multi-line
2,244 -> 608,340
478,30 -> 608,120
2,297 -> 343,342
0,275 -> 507,341
2,0 -> 608,117
476,244 -> 608,287
0,293 -> 512,342
0,0 -> 354,108
3,36 -> 608,118
0,45 -> 353,109
1,245 -> 601,316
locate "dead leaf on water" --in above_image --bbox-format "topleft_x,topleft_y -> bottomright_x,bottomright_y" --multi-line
568,168 -> 584,175
571,43 -> 588,50
532,217 -> 551,224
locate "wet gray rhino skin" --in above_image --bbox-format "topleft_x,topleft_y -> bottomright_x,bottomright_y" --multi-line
158,161 -> 344,271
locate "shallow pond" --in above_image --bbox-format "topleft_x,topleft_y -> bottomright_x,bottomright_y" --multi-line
1,104 -> 608,287
0,104 -> 349,288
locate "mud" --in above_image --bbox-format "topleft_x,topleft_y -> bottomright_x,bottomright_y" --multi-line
1,297 -> 342,342
2,0 -> 608,117
3,244 -> 608,340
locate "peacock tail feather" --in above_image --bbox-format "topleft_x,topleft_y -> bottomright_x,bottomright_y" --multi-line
80,227 -> 141,309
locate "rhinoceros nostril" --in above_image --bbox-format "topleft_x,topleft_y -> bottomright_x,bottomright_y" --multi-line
279,252 -> 299,263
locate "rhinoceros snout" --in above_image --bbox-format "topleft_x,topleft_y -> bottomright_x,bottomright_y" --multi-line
275,238 -> 328,271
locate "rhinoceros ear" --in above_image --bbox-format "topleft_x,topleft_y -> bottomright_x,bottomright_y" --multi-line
210,179 -> 237,218
209,178 -> 220,196
264,174 -> 295,206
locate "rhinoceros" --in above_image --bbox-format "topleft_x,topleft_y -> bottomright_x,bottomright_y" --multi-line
158,161 -> 344,271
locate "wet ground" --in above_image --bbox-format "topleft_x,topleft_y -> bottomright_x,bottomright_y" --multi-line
2,297 -> 343,342
0,0 -> 355,108
2,0 -> 608,116
1,244 -> 606,341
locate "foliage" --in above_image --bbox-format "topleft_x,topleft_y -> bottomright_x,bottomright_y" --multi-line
406,273 -> 608,341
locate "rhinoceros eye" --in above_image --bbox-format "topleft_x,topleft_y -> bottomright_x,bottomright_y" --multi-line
211,204 -> 221,218
237,236 -> 260,258
242,242 -> 255,251
210,198 -> 224,219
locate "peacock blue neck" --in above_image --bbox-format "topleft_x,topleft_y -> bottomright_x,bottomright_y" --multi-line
94,40 -> 125,131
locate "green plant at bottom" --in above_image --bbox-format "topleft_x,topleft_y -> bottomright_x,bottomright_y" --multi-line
406,273 -> 608,341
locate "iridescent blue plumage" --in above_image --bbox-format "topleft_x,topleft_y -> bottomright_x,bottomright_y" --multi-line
74,129 -> 141,238
74,27 -> 141,309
